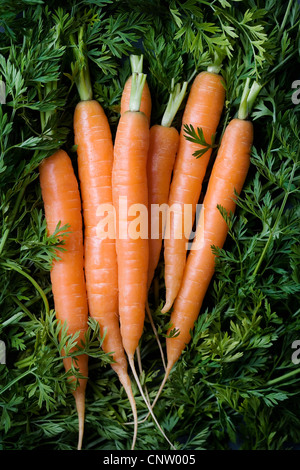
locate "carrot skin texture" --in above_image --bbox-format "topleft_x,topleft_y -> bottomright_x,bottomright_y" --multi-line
120,75 -> 152,124
74,100 -> 134,382
147,124 -> 179,288
167,118 -> 253,367
112,110 -> 150,358
39,149 -> 89,449
162,71 -> 225,313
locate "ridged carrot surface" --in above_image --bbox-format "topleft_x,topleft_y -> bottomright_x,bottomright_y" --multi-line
74,99 -> 138,447
162,71 -> 225,313
147,118 -> 254,415
39,149 -> 89,450
147,124 -> 179,288
112,109 -> 150,359
167,118 -> 253,368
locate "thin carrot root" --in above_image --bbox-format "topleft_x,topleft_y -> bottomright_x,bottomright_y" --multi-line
74,388 -> 86,450
118,371 -> 138,450
130,361 -> 173,426
128,355 -> 176,449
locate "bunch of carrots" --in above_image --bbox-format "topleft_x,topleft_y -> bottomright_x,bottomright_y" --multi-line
39,38 -> 262,449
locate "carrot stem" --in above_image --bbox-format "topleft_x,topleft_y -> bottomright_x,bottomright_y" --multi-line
129,72 -> 147,112
130,54 -> 144,74
207,48 -> 225,74
238,78 -> 262,120
70,27 -> 93,102
161,79 -> 188,128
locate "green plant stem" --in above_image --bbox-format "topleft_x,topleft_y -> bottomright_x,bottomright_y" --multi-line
0,261 -> 50,317
71,27 -> 93,102
238,78 -> 263,120
129,72 -> 147,112
251,158 -> 297,278
266,367 -> 300,386
130,54 -> 143,74
0,184 -> 27,256
161,79 -> 188,127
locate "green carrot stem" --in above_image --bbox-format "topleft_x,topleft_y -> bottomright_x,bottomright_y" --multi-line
130,54 -> 144,74
238,78 -> 262,120
129,72 -> 147,112
161,79 -> 188,128
70,27 -> 93,102
207,48 -> 225,74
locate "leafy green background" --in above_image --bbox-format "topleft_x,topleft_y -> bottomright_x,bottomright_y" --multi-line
0,0 -> 299,451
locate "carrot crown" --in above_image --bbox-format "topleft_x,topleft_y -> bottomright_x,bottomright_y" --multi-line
161,78 -> 188,128
129,72 -> 147,112
70,26 -> 93,102
238,78 -> 263,120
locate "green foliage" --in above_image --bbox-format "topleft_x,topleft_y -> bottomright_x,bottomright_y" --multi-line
0,0 -> 300,452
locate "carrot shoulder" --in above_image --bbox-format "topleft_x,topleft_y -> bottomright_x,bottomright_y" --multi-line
162,69 -> 226,313
39,149 -> 89,450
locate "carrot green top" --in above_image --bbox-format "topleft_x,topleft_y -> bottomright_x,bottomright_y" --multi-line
129,72 -> 147,112
161,79 -> 188,128
238,78 -> 263,120
70,26 -> 93,102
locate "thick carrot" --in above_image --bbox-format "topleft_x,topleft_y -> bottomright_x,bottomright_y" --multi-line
147,80 -> 187,289
71,29 -> 138,449
120,54 -> 152,123
148,79 -> 262,413
161,69 -> 226,313
39,149 -> 89,450
112,71 -> 176,449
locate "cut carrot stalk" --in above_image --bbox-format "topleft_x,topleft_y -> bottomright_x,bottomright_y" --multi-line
71,27 -> 138,450
161,66 -> 226,314
39,150 -> 89,450
120,54 -> 152,123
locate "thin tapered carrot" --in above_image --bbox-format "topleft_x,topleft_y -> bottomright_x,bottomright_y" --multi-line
161,68 -> 226,313
145,80 -> 187,372
39,149 -> 89,450
71,29 -> 138,449
112,71 -> 176,449
148,79 -> 262,413
120,54 -> 152,123
147,79 -> 188,290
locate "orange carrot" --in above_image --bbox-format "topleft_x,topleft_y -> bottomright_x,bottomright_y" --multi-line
71,29 -> 138,449
145,80 -> 187,372
161,69 -> 225,313
112,72 -> 150,360
39,149 -> 89,450
112,71 -> 175,449
147,80 -> 187,289
148,79 -> 262,413
120,54 -> 152,123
